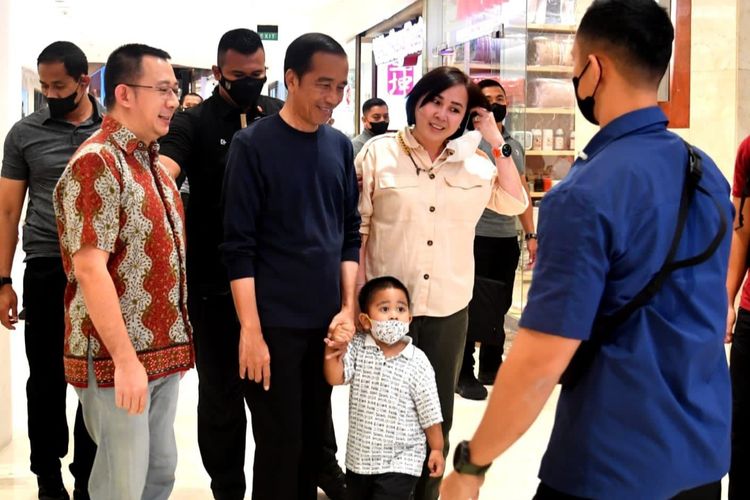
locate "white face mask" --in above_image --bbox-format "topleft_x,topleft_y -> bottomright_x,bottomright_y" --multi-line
369,319 -> 409,345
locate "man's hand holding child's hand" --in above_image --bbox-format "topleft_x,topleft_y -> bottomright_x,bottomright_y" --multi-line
324,322 -> 355,360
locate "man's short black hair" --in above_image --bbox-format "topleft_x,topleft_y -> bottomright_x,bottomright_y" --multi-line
477,79 -> 506,95
362,97 -> 387,115
406,66 -> 487,141
217,29 -> 264,67
104,44 -> 171,109
37,41 -> 88,80
283,33 -> 346,88
577,0 -> 674,83
180,92 -> 203,105
358,276 -> 411,313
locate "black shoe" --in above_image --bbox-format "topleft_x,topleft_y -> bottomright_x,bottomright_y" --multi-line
477,370 -> 497,386
38,475 -> 70,500
456,374 -> 488,400
318,465 -> 347,500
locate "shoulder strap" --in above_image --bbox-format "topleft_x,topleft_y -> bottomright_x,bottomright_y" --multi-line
593,141 -> 727,335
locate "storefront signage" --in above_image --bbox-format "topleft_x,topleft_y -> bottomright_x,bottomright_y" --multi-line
372,17 -> 424,66
386,65 -> 416,96
257,25 -> 278,41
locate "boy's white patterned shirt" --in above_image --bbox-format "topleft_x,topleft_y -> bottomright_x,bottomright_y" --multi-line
343,333 -> 442,476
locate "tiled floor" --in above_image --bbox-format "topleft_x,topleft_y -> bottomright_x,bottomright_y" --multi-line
0,314 -> 560,499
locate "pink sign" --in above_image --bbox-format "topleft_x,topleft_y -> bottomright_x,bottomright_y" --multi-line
387,65 -> 416,96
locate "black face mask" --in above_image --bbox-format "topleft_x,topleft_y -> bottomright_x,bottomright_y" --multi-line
47,84 -> 81,119
572,59 -> 600,125
220,74 -> 267,109
491,103 -> 507,123
369,121 -> 389,136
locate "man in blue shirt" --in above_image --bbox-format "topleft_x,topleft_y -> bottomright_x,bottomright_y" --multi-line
441,1 -> 732,499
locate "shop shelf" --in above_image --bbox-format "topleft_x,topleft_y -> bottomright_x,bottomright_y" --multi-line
509,107 -> 575,114
525,150 -> 576,156
526,23 -> 577,33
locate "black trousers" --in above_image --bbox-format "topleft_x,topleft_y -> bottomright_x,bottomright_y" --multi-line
246,326 -> 331,500
534,480 -> 721,500
461,236 -> 520,376
410,307 -> 469,500
346,470 -> 418,500
730,307 -> 750,499
190,293 -> 339,500
23,257 -> 96,487
189,292 -> 248,500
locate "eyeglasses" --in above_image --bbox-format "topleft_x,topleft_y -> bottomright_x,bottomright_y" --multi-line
124,84 -> 182,100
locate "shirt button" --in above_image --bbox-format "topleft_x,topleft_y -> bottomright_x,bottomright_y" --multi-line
429,206 -> 436,212
427,240 -> 433,246
424,274 -> 430,280
429,173 -> 436,180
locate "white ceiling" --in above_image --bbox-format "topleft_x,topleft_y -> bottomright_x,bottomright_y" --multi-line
12,0 -> 417,71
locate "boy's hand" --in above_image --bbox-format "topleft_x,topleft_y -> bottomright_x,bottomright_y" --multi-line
326,321 -> 355,350
428,449 -> 445,477
323,342 -> 347,361
328,307 -> 355,339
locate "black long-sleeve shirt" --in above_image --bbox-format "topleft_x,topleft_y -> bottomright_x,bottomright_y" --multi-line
221,113 -> 361,329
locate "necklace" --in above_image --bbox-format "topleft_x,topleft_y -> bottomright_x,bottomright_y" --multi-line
397,130 -> 433,176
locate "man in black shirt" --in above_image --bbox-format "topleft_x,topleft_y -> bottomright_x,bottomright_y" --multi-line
159,29 -> 292,500
221,33 -> 360,500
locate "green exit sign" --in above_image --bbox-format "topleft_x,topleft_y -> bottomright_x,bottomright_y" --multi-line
258,25 -> 278,41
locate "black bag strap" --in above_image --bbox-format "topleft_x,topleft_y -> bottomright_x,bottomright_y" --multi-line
593,141 -> 727,335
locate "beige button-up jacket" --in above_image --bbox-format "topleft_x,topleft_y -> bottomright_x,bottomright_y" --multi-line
357,127 -> 528,317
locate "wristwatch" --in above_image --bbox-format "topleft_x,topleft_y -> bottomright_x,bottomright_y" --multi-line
453,440 -> 492,476
491,143 -> 513,159
0,277 -> 12,287
524,233 -> 538,241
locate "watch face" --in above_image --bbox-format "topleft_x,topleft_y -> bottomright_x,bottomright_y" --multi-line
501,143 -> 513,157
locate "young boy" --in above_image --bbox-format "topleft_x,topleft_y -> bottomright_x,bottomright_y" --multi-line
324,276 -> 444,499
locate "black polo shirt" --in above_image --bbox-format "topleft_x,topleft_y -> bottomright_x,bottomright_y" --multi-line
159,86 -> 284,295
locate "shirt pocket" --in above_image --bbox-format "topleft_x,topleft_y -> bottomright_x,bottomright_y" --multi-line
374,174 -> 420,223
443,171 -> 489,221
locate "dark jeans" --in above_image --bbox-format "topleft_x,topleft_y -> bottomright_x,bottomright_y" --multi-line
23,257 -> 96,488
534,480 -> 721,500
730,307 -> 750,499
410,307 -> 469,500
461,236 -> 520,376
246,326 -> 331,500
346,470 -> 418,500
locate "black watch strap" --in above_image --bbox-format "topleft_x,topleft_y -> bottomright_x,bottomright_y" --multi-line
525,232 -> 538,241
453,440 -> 491,476
0,277 -> 12,286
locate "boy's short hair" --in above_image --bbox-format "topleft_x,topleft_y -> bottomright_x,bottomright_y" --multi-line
358,276 -> 411,313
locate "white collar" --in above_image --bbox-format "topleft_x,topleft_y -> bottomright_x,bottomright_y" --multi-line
364,333 -> 415,359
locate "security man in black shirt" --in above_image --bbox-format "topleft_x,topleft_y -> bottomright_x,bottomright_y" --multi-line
159,28 -> 345,500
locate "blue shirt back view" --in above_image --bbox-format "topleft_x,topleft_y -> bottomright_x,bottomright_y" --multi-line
519,107 -> 731,499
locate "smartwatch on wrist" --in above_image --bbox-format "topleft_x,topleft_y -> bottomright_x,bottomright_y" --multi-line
0,277 -> 12,287
524,233 -> 538,241
491,143 -> 513,159
453,440 -> 492,476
